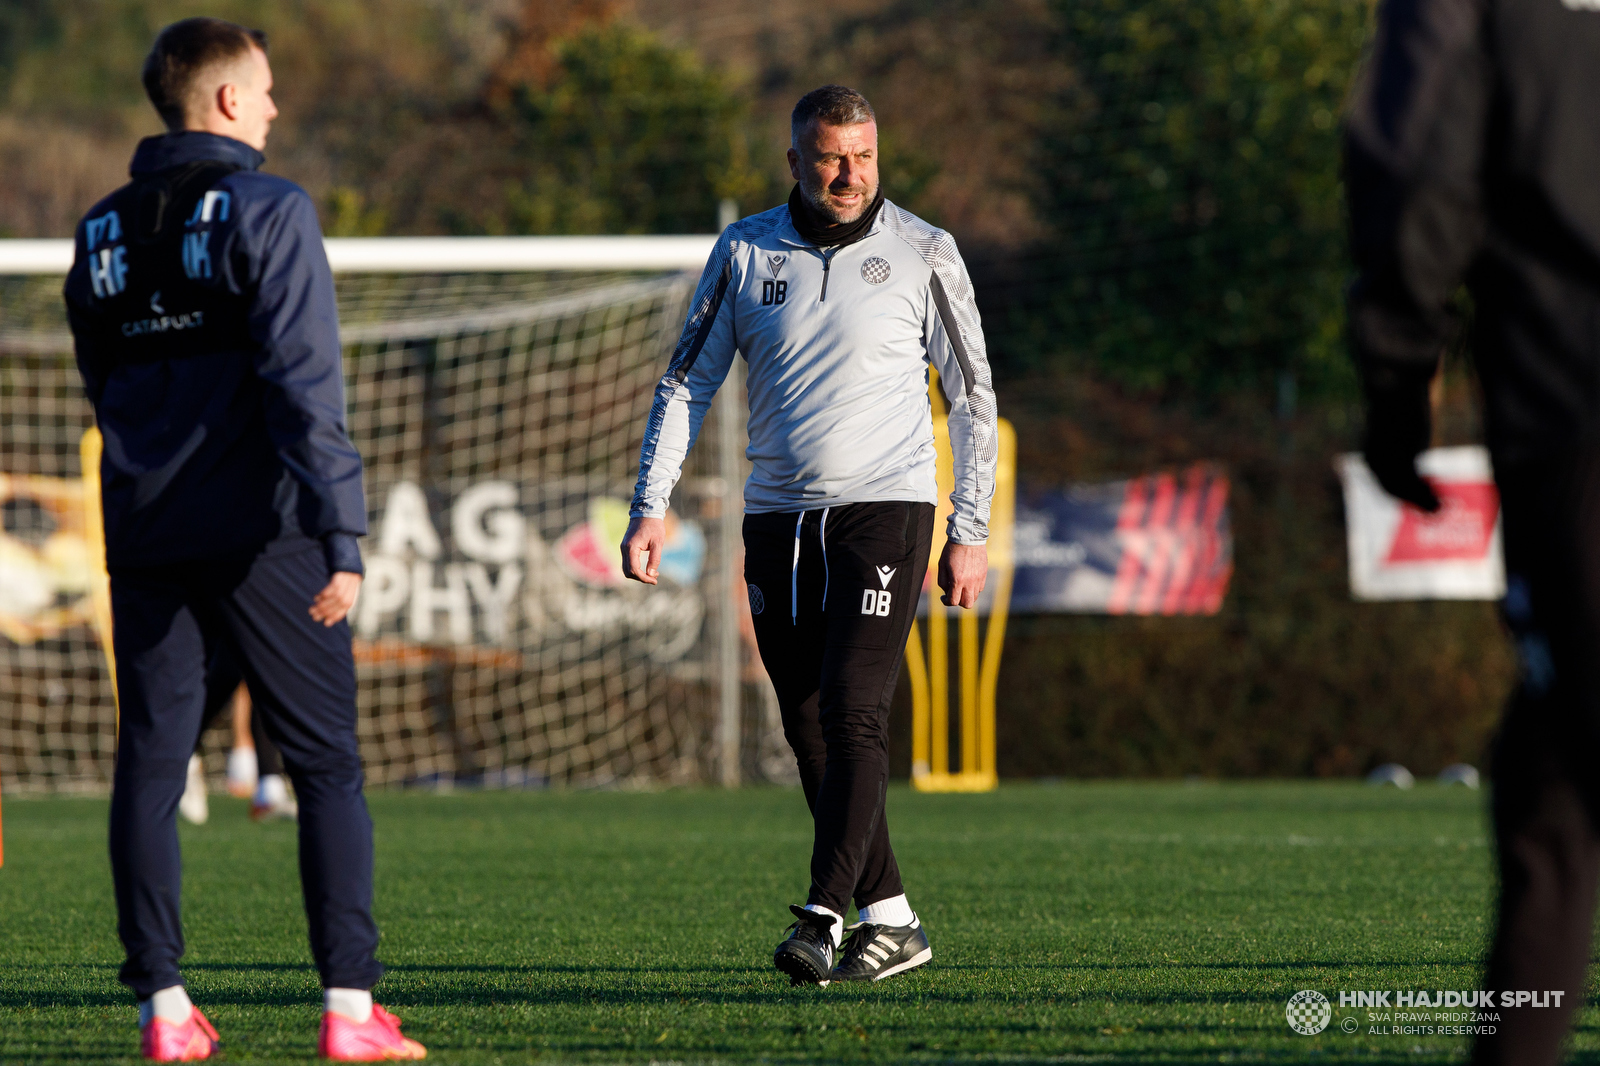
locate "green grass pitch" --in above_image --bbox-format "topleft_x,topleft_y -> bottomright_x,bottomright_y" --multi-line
0,781 -> 1577,1064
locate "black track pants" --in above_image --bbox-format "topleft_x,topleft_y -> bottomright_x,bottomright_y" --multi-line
744,501 -> 935,916
108,542 -> 383,998
1473,452 -> 1600,1066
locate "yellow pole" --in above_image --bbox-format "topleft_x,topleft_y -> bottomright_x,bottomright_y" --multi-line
929,600 -> 949,777
908,372 -> 1013,791
906,618 -> 931,782
960,607 -> 979,774
81,427 -> 117,718
923,369 -> 954,784
976,421 -> 1017,787
977,569 -> 1010,786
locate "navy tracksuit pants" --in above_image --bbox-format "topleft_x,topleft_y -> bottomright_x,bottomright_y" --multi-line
108,541 -> 383,998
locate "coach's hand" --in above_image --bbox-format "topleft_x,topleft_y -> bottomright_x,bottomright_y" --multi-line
622,516 -> 665,585
310,571 -> 363,627
939,542 -> 988,609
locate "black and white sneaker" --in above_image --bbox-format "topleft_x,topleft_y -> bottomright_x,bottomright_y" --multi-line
830,915 -> 932,982
774,904 -> 835,986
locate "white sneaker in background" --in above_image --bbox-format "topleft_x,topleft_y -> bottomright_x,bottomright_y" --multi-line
179,754 -> 209,825
225,746 -> 258,799
251,773 -> 298,822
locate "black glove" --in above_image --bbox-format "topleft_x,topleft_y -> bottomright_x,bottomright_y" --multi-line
1360,361 -> 1440,513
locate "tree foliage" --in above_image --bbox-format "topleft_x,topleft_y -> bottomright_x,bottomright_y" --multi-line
1024,0 -> 1373,395
496,23 -> 765,235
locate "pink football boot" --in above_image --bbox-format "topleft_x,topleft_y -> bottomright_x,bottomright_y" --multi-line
318,1003 -> 427,1061
140,1005 -> 219,1061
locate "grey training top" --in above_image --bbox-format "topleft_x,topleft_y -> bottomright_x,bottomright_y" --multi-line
630,199 -> 998,545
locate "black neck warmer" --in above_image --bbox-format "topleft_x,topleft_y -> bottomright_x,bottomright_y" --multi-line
787,184 -> 885,248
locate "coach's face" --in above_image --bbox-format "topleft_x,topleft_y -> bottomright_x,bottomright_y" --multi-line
788,119 -> 880,224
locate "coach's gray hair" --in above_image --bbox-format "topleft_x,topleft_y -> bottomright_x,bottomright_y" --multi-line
791,85 -> 876,144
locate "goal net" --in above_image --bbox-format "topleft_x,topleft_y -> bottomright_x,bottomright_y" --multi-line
0,241 -> 797,793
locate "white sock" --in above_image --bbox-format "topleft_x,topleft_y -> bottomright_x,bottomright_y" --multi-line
226,746 -> 258,787
255,774 -> 288,807
802,903 -> 843,946
858,893 -> 915,927
138,985 -> 192,1026
324,987 -> 373,1024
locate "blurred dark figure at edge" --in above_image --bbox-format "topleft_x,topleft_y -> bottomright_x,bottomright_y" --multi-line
1346,0 -> 1600,1059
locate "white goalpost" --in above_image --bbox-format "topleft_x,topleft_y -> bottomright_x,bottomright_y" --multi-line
0,236 -> 791,793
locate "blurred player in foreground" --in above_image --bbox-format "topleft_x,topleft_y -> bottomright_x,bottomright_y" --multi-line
64,18 -> 422,1061
1346,0 -> 1600,1061
178,668 -> 298,827
622,85 -> 997,986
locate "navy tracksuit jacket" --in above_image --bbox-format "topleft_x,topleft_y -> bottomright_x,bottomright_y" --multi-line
1346,0 -> 1600,1060
65,131 -> 366,572
65,131 -> 382,997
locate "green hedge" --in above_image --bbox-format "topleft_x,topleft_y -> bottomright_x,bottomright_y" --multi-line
891,371 -> 1514,781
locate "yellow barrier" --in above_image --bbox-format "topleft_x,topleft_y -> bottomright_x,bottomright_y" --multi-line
81,426 -> 117,714
907,375 -> 1015,793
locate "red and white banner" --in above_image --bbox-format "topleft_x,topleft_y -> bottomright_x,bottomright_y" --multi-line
1337,447 -> 1505,601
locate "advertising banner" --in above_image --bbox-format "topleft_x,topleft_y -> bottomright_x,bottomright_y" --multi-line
353,480 -> 708,663
1336,447 -> 1505,601
0,472 -> 96,645
1010,464 -> 1232,615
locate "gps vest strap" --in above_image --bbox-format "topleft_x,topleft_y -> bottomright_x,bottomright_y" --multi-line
82,161 -> 251,363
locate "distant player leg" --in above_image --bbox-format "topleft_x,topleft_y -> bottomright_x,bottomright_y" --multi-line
179,646 -> 253,825
226,680 -> 259,799
250,693 -> 297,821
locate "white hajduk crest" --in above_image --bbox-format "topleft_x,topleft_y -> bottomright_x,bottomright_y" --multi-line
768,254 -> 786,278
876,565 -> 896,588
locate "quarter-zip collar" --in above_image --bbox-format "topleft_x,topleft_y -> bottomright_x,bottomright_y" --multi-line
772,196 -> 892,302
786,184 -> 884,249
129,131 -> 265,177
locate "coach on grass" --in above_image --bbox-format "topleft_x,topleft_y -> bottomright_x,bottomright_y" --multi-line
63,18 -> 423,1062
623,85 -> 998,986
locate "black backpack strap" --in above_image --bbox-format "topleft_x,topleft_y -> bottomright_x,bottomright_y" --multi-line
129,160 -> 243,246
